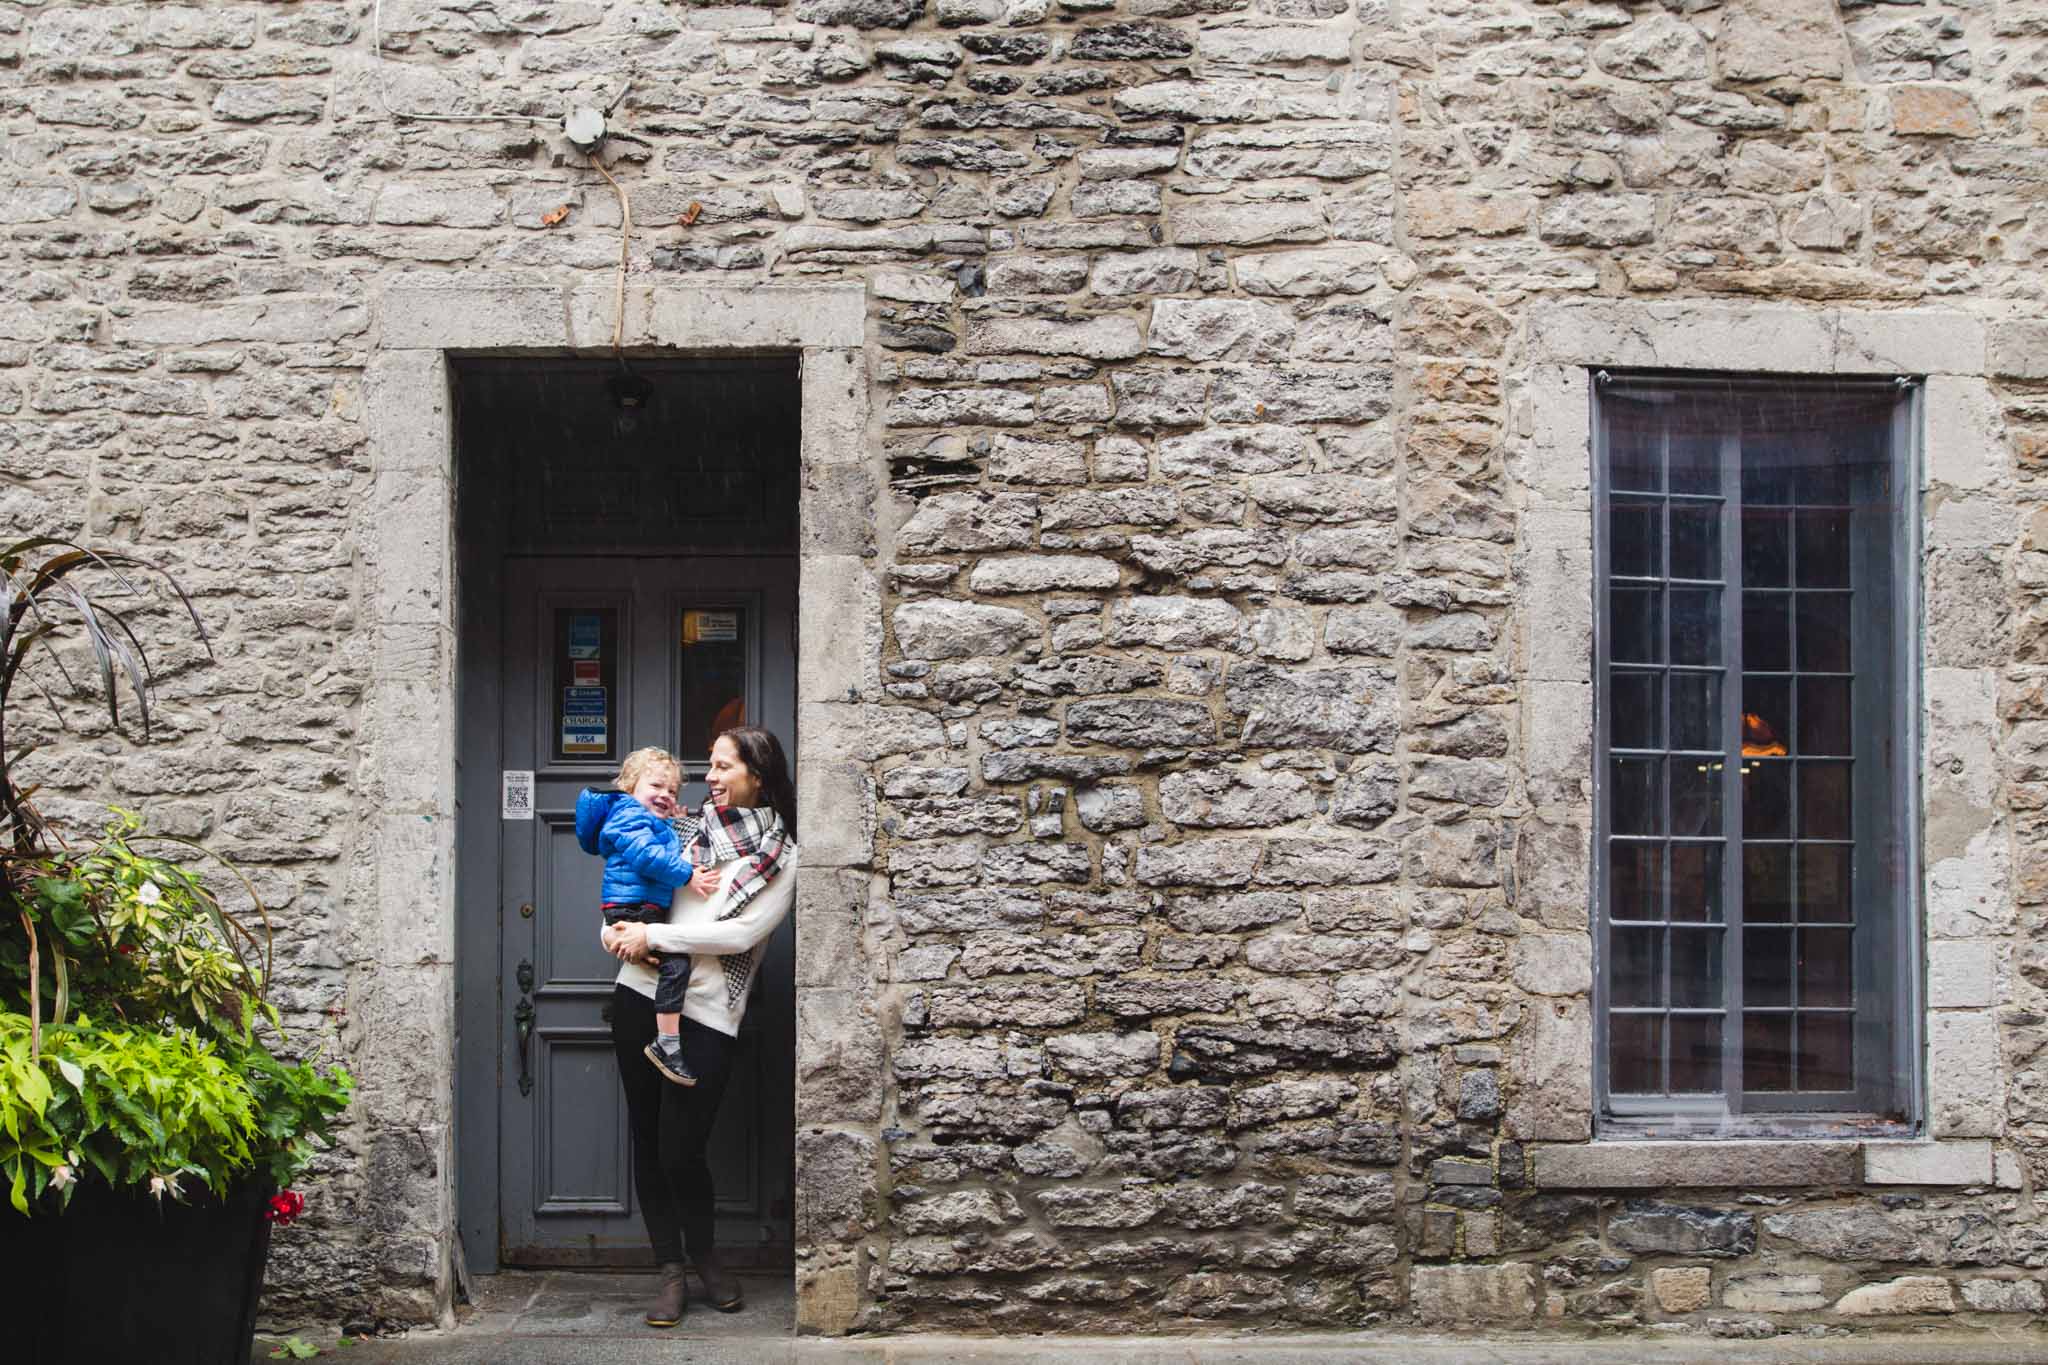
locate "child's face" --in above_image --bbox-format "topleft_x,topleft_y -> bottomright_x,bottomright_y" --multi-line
629,766 -> 679,818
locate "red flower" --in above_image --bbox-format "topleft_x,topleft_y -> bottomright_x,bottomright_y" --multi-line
265,1190 -> 306,1226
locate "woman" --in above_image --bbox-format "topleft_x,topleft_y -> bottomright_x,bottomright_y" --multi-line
601,725 -> 798,1328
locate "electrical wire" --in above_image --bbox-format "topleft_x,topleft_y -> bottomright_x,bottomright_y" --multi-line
371,0 -> 559,125
587,151 -> 632,357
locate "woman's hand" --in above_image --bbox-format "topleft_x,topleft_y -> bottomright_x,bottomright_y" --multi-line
688,864 -> 723,899
603,921 -> 657,965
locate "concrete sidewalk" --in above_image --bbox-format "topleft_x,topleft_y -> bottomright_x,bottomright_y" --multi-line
262,1272 -> 2048,1365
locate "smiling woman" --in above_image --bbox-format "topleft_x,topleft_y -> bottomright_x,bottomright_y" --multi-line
598,726 -> 799,1327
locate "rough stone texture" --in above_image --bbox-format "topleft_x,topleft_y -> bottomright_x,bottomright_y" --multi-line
6,0 -> 2043,1346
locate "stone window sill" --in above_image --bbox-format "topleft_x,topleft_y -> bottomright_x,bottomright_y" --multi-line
1532,1138 -> 2000,1189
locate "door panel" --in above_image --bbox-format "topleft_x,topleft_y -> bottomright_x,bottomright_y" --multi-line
498,556 -> 796,1267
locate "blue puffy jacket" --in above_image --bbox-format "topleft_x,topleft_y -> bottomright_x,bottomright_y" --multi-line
574,789 -> 697,907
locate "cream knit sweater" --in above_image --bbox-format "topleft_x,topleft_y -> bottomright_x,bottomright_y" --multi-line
613,844 -> 798,1038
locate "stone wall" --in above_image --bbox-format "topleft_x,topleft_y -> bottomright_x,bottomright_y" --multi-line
4,0 -> 2048,1340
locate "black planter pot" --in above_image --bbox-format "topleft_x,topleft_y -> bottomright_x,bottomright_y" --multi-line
0,1177 -> 274,1365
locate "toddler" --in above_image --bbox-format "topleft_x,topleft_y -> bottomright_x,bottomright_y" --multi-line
575,747 -> 720,1086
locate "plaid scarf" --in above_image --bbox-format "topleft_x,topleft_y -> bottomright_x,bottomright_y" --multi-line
672,802 -> 792,1008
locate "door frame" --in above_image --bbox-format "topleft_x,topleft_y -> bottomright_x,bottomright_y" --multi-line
361,282 -> 878,1324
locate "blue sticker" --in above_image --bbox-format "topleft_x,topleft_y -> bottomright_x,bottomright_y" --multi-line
567,614 -> 602,659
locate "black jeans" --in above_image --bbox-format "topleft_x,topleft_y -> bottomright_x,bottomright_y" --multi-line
603,904 -> 691,1014
610,984 -> 736,1263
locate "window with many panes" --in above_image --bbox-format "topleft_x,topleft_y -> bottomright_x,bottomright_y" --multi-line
1594,375 -> 1916,1127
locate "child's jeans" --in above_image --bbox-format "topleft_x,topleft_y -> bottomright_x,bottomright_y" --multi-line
603,903 -> 691,1015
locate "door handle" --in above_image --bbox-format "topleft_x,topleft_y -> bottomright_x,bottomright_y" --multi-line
514,957 -> 536,1098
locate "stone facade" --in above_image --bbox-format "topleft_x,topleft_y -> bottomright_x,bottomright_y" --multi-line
5,0 -> 2048,1342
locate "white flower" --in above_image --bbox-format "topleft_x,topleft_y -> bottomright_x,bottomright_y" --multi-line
148,1173 -> 178,1200
50,1165 -> 73,1190
136,880 -> 162,906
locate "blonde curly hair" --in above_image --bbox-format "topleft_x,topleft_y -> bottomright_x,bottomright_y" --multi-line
613,746 -> 681,794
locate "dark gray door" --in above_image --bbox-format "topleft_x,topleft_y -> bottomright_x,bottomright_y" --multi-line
496,555 -> 796,1266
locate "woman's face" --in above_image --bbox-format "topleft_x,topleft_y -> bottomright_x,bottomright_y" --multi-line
706,735 -> 762,808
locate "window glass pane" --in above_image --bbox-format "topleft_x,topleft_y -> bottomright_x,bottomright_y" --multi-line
1743,592 -> 1791,671
1795,593 -> 1851,672
1743,845 -> 1793,922
1742,508 -> 1790,587
1800,1014 -> 1854,1092
1612,588 -> 1663,664
1744,1013 -> 1794,1091
1796,509 -> 1850,587
1610,1015 -> 1663,1094
1745,928 -> 1793,1007
1670,672 -> 1720,751
1669,1015 -> 1722,1093
1741,439 -> 1796,506
1742,759 -> 1791,838
1670,588 -> 1720,666
1741,676 -> 1790,756
552,607 -> 619,763
1799,845 -> 1852,922
1799,929 -> 1853,1009
1611,671 -> 1661,750
1611,927 -> 1663,1007
1669,928 -> 1724,1008
1611,758 -> 1663,835
1669,431 -> 1720,496
1670,759 -> 1722,837
679,608 -> 748,764
1670,844 -> 1723,922
1609,412 -> 1661,492
1612,841 -> 1662,921
1796,677 -> 1851,756
1670,505 -> 1719,580
1611,500 -> 1661,578
1798,762 -> 1852,840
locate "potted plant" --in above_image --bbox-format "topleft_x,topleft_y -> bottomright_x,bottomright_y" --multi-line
0,539 -> 353,1365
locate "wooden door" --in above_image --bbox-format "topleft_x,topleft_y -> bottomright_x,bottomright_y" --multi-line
495,556 -> 796,1266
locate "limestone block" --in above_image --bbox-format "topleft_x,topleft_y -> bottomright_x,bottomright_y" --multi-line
1526,301 -> 1834,372
1224,663 -> 1399,751
1593,14 -> 1709,82
1106,595 -> 1245,650
1536,1141 -> 1856,1187
1147,298 -> 1295,363
380,283 -> 568,350
367,471 -> 452,625
969,556 -> 1119,593
898,492 -> 1039,555
1926,939 -> 1995,1008
795,1128 -> 879,1245
1410,1263 -> 1536,1325
1171,198 -> 1327,247
1923,375 -> 2010,491
1513,933 -> 1592,997
987,434 -> 1088,485
1929,1009 -> 2002,1137
796,758 -> 875,870
1506,998 -> 1590,1140
1989,320 -> 2048,380
1834,310 -> 1983,377
1960,1278 -> 2047,1312
1863,1140 -> 1994,1186
1609,1203 -> 1756,1258
1715,0 -> 1846,81
801,556 -> 881,698
1833,1275 -> 1956,1316
964,311 -> 1145,360
1159,768 -> 1313,829
797,987 -> 884,1124
800,347 -> 868,470
1045,1030 -> 1161,1077
796,869 -> 870,989
117,297 -> 368,346
1722,1273 -> 1827,1313
893,598 -> 1036,660
1651,1266 -> 1712,1314
1234,247 -> 1382,297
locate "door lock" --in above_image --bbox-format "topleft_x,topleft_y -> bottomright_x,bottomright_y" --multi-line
519,902 -> 535,919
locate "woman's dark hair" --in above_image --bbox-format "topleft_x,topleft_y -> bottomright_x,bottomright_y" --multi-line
717,725 -> 796,838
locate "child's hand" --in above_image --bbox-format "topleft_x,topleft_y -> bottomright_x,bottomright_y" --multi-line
688,865 -> 722,899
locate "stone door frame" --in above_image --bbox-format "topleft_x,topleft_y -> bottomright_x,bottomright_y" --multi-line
359,279 -> 875,1323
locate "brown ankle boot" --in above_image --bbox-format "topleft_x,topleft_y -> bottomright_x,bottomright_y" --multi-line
646,1261 -> 687,1327
693,1248 -> 744,1312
